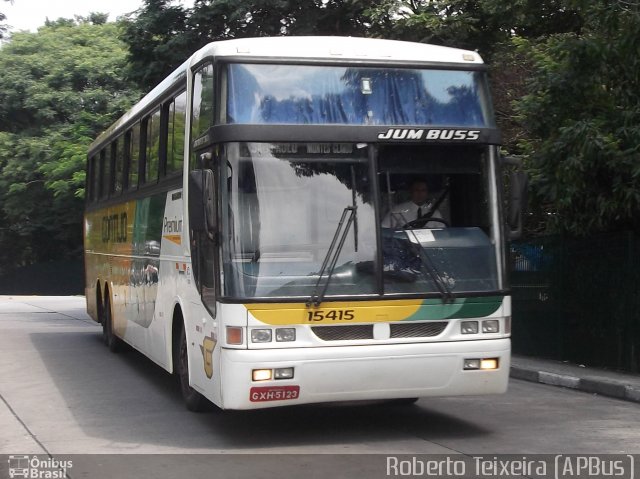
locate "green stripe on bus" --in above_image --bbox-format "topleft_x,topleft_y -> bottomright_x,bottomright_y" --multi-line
405,296 -> 503,321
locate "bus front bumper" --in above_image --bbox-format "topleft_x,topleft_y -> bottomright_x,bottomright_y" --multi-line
219,338 -> 510,410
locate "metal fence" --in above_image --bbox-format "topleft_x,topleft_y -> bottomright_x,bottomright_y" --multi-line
1,238 -> 638,372
0,259 -> 84,295
510,232 -> 640,372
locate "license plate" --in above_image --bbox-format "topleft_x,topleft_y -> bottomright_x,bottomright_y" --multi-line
250,385 -> 300,402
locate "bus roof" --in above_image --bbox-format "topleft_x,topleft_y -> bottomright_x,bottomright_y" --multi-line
89,37 -> 484,155
191,36 -> 484,65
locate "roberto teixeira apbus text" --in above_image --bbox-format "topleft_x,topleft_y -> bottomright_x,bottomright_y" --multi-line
385,455 -> 635,478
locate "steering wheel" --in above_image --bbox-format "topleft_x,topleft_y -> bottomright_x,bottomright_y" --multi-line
402,216 -> 449,229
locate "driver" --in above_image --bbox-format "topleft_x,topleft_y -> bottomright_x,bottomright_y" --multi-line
381,178 -> 445,229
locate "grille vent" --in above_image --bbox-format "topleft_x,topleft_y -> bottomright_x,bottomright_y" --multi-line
311,321 -> 448,341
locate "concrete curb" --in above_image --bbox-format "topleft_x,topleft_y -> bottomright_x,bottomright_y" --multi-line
510,366 -> 640,404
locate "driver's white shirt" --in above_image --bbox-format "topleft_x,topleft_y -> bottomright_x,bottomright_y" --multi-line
381,201 -> 444,229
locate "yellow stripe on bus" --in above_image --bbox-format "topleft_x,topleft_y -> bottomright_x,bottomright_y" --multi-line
163,234 -> 182,245
246,297 -> 503,325
247,300 -> 423,325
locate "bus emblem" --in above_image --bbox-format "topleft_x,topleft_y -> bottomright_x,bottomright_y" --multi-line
200,333 -> 216,379
377,128 -> 481,141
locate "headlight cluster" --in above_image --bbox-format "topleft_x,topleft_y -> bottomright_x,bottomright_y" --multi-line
252,368 -> 294,381
460,319 -> 500,335
463,358 -> 499,370
250,328 -> 296,343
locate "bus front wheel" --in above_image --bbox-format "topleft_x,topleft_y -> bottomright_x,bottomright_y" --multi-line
178,327 -> 210,412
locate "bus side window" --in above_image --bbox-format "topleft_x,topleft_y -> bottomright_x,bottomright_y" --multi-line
191,64 -> 214,167
167,91 -> 187,175
109,142 -> 117,196
114,136 -> 124,195
145,108 -> 161,184
128,123 -> 141,190
99,149 -> 110,199
189,66 -> 216,306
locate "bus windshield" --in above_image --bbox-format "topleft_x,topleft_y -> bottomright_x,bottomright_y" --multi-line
225,64 -> 494,127
221,142 -> 377,299
220,142 -> 500,300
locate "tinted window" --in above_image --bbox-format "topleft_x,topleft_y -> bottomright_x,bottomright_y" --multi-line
100,149 -> 110,199
167,91 -> 187,174
226,64 -> 494,127
192,64 -> 215,140
128,123 -> 140,190
113,139 -> 124,195
145,109 -> 161,184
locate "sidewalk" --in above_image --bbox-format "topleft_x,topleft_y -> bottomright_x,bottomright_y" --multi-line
511,355 -> 640,404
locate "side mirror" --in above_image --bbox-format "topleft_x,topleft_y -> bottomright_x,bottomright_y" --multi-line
188,169 -> 216,235
502,156 -> 529,240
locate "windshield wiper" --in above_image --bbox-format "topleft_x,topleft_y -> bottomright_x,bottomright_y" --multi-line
306,206 -> 356,308
399,217 -> 454,303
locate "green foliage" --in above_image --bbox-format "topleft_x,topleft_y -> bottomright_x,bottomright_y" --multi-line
0,21 -> 141,274
121,0 -> 385,90
0,0 -> 638,279
120,0 -> 191,91
0,0 -> 9,39
515,2 -> 640,235
366,0 -> 582,60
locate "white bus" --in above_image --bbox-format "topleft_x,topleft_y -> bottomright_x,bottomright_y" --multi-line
85,36 -> 514,411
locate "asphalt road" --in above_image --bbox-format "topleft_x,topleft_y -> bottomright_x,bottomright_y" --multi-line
1,296 -> 638,478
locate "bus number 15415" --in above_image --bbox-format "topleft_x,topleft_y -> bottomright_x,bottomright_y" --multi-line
307,310 -> 355,322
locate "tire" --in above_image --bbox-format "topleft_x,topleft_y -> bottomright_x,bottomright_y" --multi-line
103,296 -> 121,353
101,304 -> 108,345
178,326 -> 210,412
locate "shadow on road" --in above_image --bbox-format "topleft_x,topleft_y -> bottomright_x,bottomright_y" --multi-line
31,329 -> 489,451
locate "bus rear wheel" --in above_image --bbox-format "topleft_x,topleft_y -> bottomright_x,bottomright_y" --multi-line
178,327 -> 210,412
103,297 -> 121,353
101,307 -> 108,345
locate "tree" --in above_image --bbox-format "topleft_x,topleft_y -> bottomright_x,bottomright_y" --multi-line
120,0 -> 191,91
514,1 -> 640,235
121,0 -> 385,90
366,0 -> 582,60
0,0 -> 11,39
0,19 -> 141,275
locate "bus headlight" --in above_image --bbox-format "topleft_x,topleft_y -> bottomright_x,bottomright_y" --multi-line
463,358 -> 499,370
274,367 -> 294,379
251,329 -> 272,343
460,321 -> 479,334
275,328 -> 296,342
252,369 -> 272,381
463,359 -> 481,370
482,320 -> 499,333
481,358 -> 499,370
